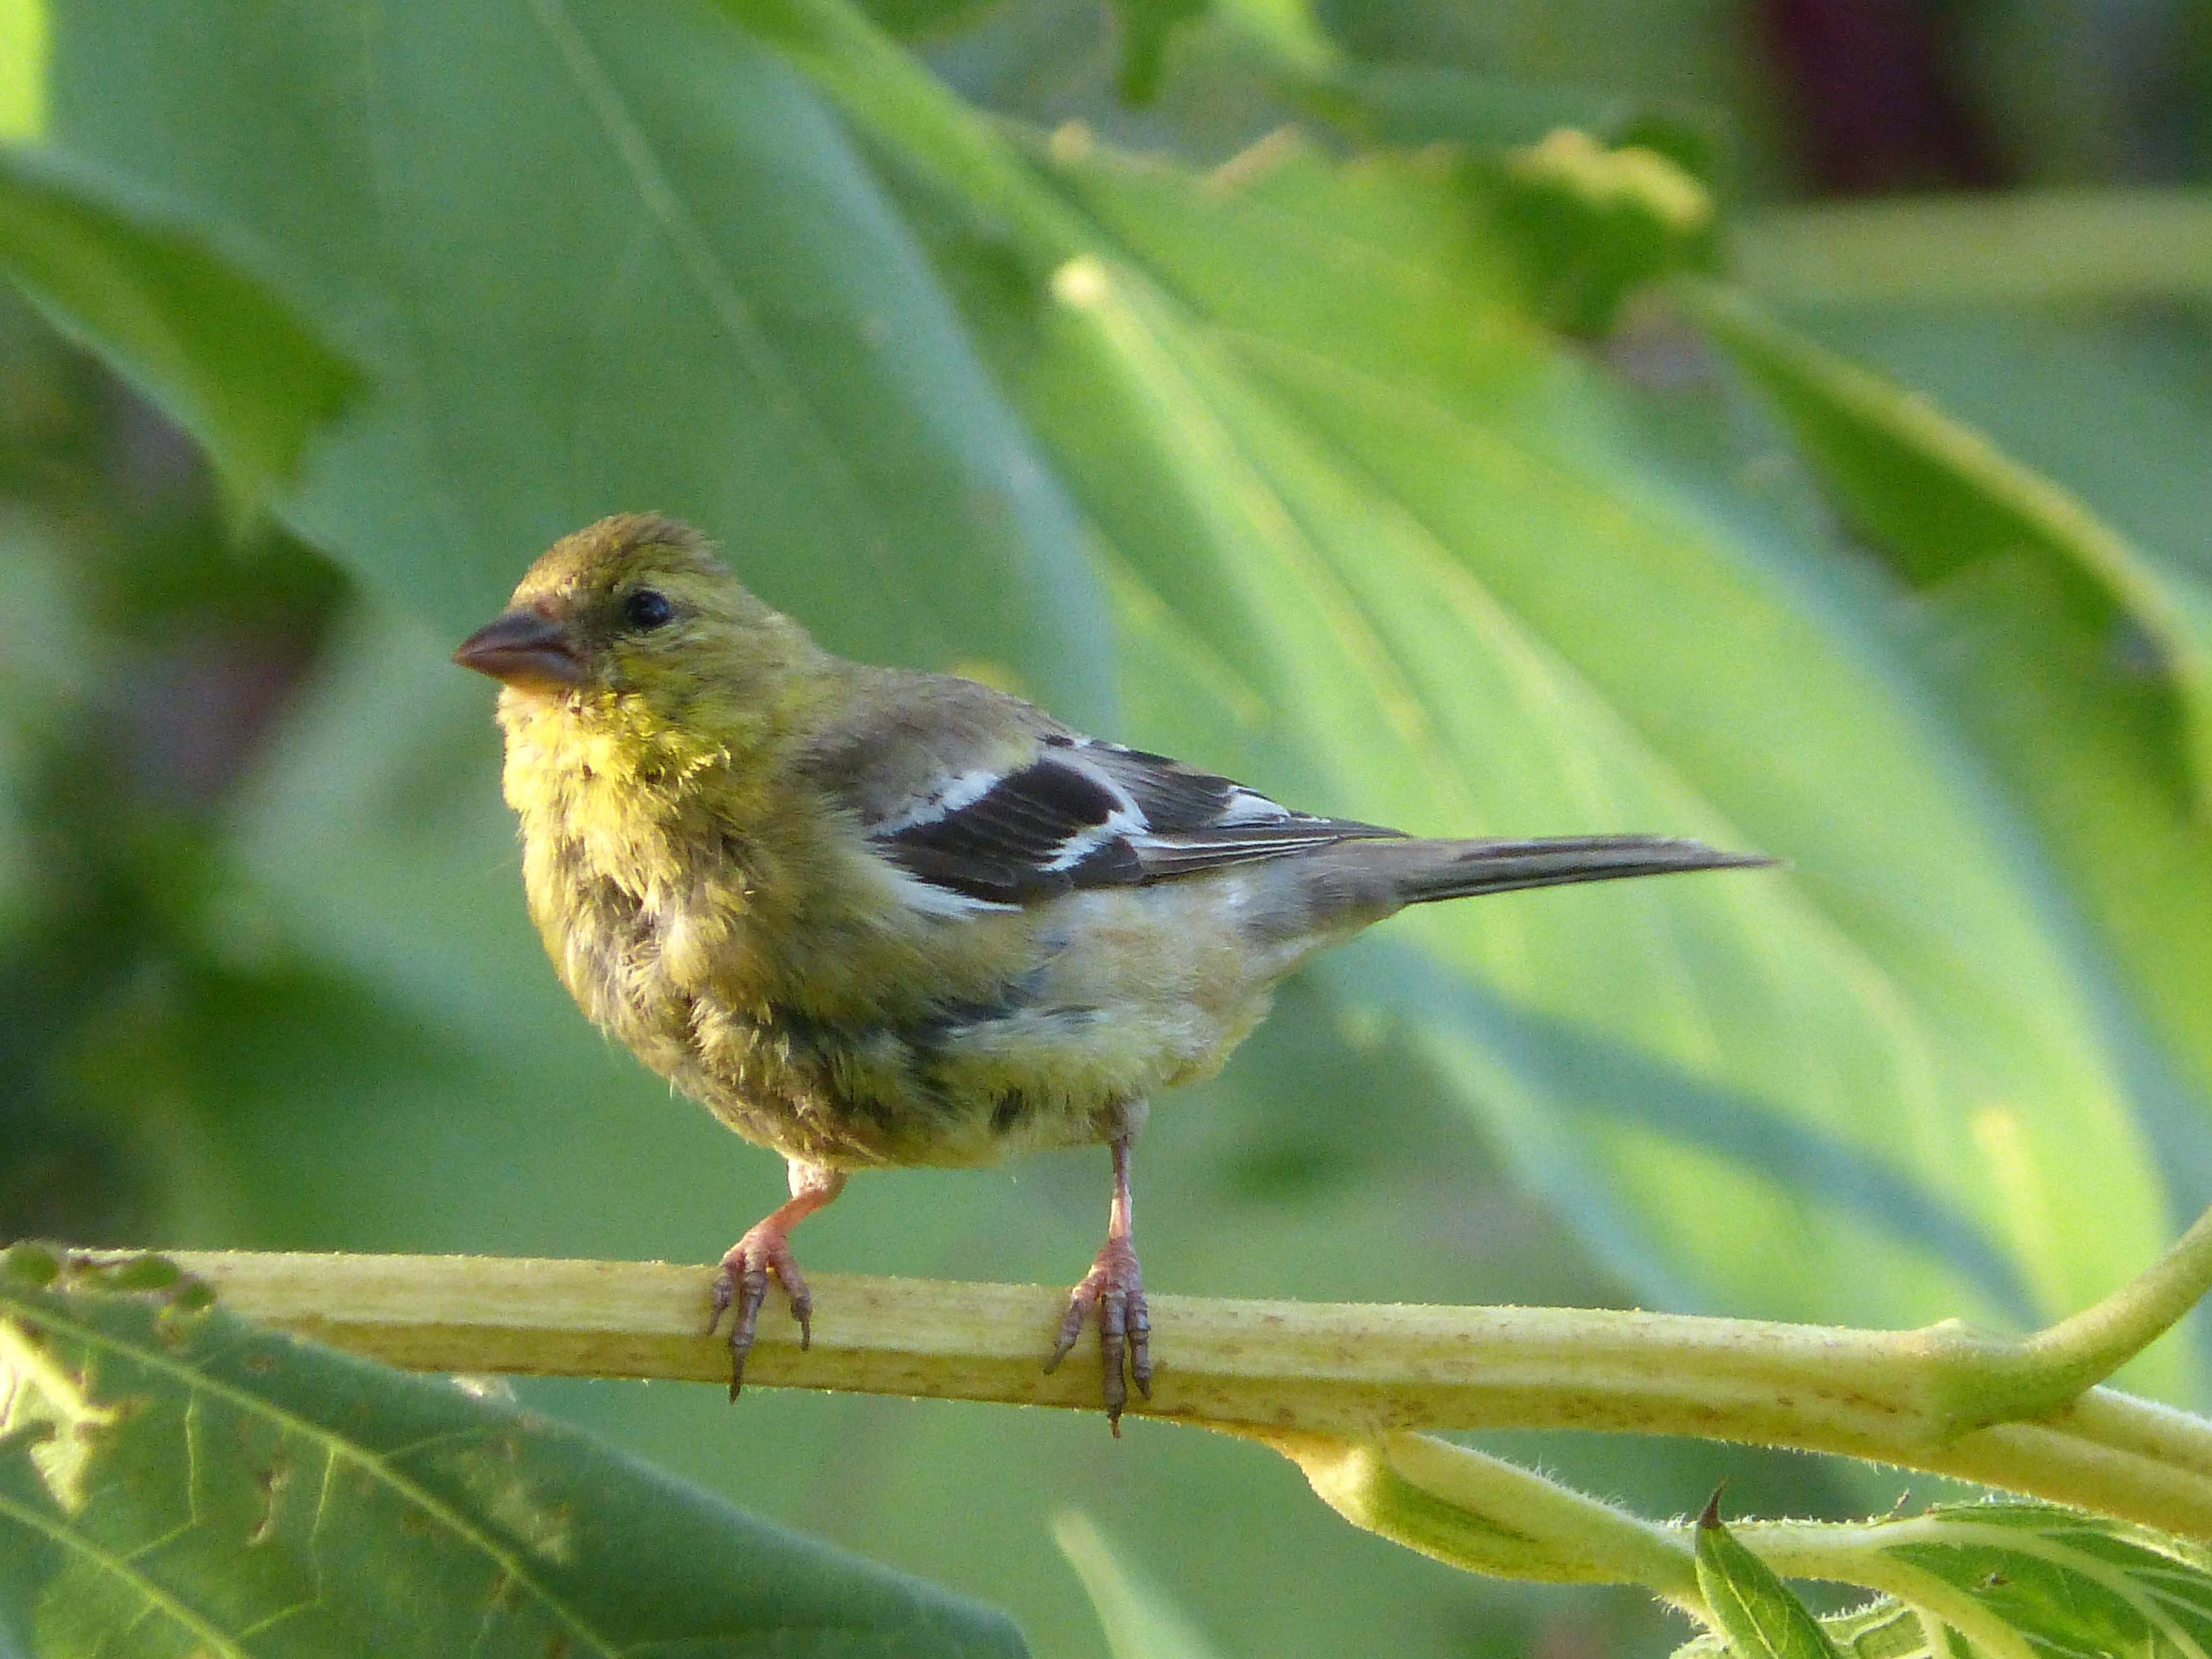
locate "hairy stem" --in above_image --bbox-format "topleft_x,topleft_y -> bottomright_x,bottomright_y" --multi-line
1253,1429 -> 1703,1605
164,1250 -> 2212,1542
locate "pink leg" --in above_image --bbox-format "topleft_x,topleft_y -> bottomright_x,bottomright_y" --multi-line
708,1160 -> 847,1400
1045,1133 -> 1151,1433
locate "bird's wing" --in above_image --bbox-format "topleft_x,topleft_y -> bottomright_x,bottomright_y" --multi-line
830,716 -> 1405,907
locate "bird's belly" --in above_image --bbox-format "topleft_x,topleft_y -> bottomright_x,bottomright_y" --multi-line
541,890 -> 1140,1169
649,992 -> 1190,1170
899,880 -> 1300,1156
537,847 -> 1299,1171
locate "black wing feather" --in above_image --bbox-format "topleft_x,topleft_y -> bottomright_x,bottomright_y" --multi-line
877,756 -> 1129,902
872,742 -> 1403,907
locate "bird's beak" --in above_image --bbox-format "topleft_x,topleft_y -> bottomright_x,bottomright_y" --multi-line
453,607 -> 586,690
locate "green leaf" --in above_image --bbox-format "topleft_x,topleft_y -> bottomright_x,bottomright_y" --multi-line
1875,1503 -> 2212,1659
1814,1601 -> 1955,1659
1053,1512 -> 1233,1659
1687,283 -> 2212,812
998,133 -> 2191,1379
0,1245 -> 59,1289
1675,1600 -> 1953,1659
1898,559 -> 2212,1162
1491,128 -> 1719,334
1736,191 -> 2212,309
850,0 -> 1005,42
1109,0 -> 1210,105
1711,1501 -> 2212,1659
1780,309 -> 2212,1128
1695,1497 -> 1847,1659
1300,62 -> 1642,151
0,0 -> 46,141
0,144 -> 361,513
42,0 -> 1113,721
0,1264 -> 1026,1657
1688,286 -> 2212,1146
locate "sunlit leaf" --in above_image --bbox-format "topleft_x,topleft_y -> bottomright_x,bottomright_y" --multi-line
990,134 -> 2188,1375
1054,1512 -> 1235,1659
1681,1502 -> 2212,1659
1676,1601 -> 1945,1659
42,0 -> 1112,722
1688,285 -> 2212,810
1866,1503 -> 2212,1659
1690,287 -> 2212,1154
1492,127 -> 1719,334
1735,192 -> 2212,310
0,0 -> 46,141
0,1255 -> 1026,1657
1695,1499 -> 1846,1659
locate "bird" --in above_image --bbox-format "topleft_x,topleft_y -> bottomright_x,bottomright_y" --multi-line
454,512 -> 1772,1430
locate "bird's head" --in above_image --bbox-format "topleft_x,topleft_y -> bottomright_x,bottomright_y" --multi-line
454,514 -> 821,729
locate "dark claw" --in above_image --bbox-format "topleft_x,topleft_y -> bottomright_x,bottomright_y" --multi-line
725,1262 -> 770,1401
791,1284 -> 813,1352
1099,1285 -> 1128,1432
1046,1297 -> 1087,1374
1128,1288 -> 1152,1401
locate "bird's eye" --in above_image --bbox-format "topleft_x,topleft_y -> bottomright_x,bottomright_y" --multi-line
621,588 -> 674,632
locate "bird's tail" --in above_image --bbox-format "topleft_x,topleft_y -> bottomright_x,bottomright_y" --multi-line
1385,834 -> 1777,906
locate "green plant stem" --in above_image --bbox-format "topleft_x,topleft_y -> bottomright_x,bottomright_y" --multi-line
2009,1202 -> 2212,1406
1735,188 -> 2212,307
164,1250 -> 2212,1541
1251,1429 -> 1702,1605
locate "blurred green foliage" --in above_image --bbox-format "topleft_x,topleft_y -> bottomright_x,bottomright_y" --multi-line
2,0 -> 2210,1654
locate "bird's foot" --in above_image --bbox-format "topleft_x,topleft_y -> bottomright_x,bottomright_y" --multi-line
1045,1234 -> 1151,1433
707,1225 -> 814,1400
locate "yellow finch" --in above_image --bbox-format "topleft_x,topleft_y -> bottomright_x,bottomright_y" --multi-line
456,513 -> 1770,1428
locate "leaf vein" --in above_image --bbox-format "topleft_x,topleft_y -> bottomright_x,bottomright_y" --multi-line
3,1292 -> 623,1659
0,1484 -> 249,1658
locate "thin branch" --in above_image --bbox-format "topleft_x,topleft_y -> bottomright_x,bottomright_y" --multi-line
168,1250 -> 2212,1541
2007,1203 -> 2212,1411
